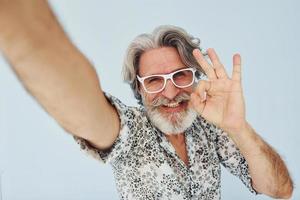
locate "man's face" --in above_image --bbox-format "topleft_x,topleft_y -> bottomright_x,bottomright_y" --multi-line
138,47 -> 197,135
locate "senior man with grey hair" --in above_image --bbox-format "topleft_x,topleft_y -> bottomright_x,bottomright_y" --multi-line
0,0 -> 293,199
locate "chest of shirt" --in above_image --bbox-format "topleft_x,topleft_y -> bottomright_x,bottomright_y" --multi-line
113,129 -> 221,199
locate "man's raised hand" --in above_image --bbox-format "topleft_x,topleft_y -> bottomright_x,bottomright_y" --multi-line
190,48 -> 247,135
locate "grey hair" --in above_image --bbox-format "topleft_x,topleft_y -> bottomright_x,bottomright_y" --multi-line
122,25 -> 206,105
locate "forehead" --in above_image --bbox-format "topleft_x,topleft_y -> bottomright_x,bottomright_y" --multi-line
138,47 -> 186,76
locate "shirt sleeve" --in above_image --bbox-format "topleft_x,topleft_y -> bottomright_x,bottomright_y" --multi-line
198,116 -> 258,195
73,92 -> 140,164
213,126 -> 259,194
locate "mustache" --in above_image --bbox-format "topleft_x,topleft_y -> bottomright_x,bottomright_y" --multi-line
151,93 -> 191,107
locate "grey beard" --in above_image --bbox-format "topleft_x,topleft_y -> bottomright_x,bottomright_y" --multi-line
147,107 -> 197,135
143,93 -> 198,135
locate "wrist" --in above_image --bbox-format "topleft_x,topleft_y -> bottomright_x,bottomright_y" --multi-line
225,121 -> 254,145
223,120 -> 249,137
227,123 -> 264,157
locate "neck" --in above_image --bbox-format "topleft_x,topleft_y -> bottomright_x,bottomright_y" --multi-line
165,132 -> 185,144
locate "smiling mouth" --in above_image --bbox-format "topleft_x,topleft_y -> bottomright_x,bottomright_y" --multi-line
161,100 -> 188,111
165,102 -> 180,108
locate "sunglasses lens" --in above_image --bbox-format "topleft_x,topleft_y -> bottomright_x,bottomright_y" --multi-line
143,76 -> 165,93
172,69 -> 194,87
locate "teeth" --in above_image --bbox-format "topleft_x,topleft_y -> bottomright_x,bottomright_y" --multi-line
165,102 -> 179,108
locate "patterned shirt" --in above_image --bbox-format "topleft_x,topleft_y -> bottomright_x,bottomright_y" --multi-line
73,93 -> 257,200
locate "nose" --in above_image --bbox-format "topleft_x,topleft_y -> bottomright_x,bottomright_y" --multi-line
161,79 -> 180,100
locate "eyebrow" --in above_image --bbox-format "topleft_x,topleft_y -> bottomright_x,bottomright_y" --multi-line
140,66 -> 188,77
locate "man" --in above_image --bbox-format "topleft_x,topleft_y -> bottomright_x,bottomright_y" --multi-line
0,0 -> 293,199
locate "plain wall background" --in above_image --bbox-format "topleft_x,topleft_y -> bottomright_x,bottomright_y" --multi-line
0,0 -> 299,199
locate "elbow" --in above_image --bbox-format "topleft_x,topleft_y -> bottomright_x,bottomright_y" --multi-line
255,178 -> 294,199
276,182 -> 293,199
272,179 -> 294,199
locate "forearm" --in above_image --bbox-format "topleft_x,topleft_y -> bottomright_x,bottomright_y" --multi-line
0,0 -> 119,146
229,123 -> 293,199
0,0 -> 92,89
1,0 -> 66,58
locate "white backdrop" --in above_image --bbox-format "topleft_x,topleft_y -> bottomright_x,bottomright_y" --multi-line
0,0 -> 299,199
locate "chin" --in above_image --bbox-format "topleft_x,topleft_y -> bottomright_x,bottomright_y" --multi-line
147,107 -> 197,135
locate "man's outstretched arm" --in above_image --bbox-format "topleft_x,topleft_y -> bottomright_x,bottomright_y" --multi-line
230,122 -> 293,199
0,0 -> 120,150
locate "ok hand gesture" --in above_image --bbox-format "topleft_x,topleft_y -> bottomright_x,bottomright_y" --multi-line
190,48 -> 247,135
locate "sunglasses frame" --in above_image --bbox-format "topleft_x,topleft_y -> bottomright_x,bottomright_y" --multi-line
137,68 -> 197,94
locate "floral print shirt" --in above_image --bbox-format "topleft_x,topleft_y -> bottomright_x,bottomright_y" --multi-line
73,93 -> 257,200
